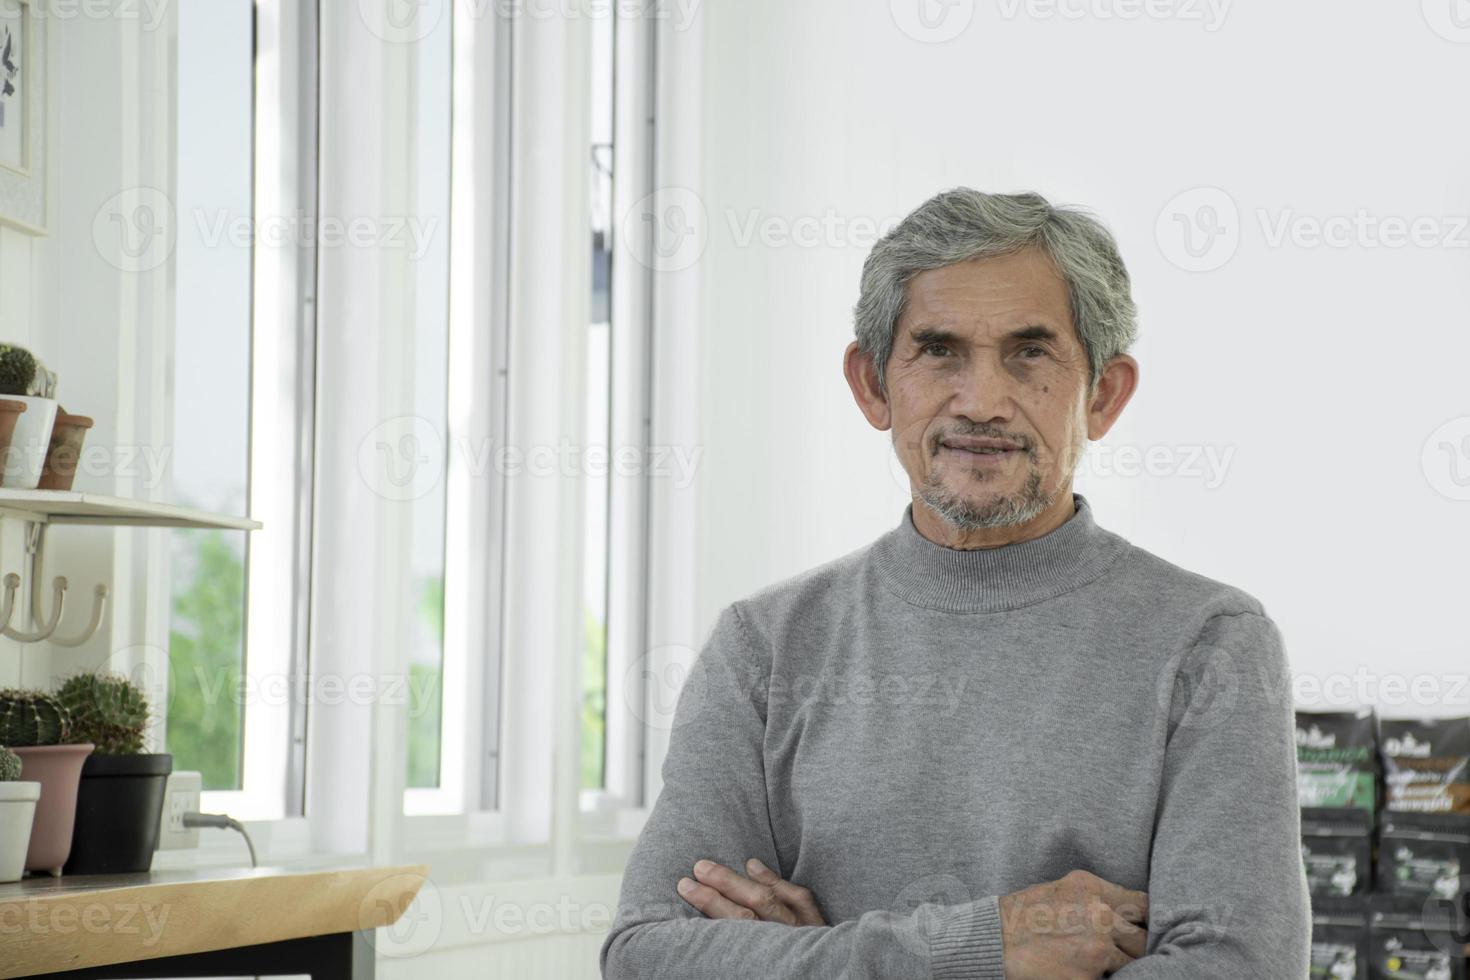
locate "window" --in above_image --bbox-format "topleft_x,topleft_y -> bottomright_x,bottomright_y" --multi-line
582,8 -> 658,818
168,0 -> 319,821
402,5 -> 454,810
582,5 -> 616,794
168,0 -> 252,793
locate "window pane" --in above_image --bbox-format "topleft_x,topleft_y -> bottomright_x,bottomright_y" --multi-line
167,0 -> 254,792
405,10 -> 452,791
583,11 -> 616,791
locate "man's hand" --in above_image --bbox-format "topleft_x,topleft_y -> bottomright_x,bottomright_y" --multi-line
675,858 -> 828,926
999,869 -> 1149,979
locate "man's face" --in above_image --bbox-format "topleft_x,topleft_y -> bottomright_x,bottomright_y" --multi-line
884,247 -> 1092,529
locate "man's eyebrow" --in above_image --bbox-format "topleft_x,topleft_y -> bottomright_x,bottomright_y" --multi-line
905,323 -> 1062,345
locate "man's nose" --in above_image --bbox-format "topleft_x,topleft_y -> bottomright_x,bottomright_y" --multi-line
944,355 -> 1016,427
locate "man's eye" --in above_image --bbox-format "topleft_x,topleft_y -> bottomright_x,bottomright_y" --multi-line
1020,345 -> 1046,359
922,343 -> 950,357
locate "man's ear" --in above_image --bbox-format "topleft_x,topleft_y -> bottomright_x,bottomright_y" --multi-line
1085,354 -> 1139,440
844,341 -> 891,431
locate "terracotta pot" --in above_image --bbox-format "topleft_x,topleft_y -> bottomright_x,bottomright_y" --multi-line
38,410 -> 94,492
12,744 -> 94,876
0,781 -> 40,882
0,399 -> 25,484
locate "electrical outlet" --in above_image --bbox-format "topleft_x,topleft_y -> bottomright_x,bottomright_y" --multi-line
156,770 -> 201,850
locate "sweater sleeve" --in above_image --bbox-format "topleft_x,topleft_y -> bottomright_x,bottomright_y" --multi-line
599,602 -> 1007,980
1113,609 -> 1311,978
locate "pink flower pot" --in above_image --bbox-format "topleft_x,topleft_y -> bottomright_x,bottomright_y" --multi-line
12,744 -> 94,876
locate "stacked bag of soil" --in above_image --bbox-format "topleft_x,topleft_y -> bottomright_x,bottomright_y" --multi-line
1295,709 -> 1470,979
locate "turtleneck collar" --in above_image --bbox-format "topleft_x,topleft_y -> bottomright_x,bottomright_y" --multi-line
871,492 -> 1128,614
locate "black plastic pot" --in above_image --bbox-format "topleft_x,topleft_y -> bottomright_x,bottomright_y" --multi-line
64,753 -> 172,875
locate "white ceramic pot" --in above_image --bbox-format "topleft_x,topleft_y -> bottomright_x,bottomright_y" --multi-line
1,395 -> 58,489
0,781 -> 41,882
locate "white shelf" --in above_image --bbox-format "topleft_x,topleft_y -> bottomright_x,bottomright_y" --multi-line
0,489 -> 261,530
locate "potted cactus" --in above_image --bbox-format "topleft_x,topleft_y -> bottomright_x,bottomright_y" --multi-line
57,671 -> 172,874
0,343 -> 58,490
3,690 -> 94,875
0,746 -> 41,882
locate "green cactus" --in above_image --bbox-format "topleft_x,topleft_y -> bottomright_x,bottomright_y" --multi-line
0,746 -> 19,781
0,344 -> 37,396
0,689 -> 72,747
56,672 -> 150,755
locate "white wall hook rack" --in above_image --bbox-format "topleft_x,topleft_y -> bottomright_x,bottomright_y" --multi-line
0,489 -> 260,648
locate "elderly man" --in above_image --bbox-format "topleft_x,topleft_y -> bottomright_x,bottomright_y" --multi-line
599,188 -> 1310,978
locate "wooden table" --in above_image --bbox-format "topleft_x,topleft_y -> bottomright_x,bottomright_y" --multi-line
0,865 -> 428,980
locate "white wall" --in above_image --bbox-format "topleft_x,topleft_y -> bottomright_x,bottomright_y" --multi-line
0,7 -> 174,696
695,0 -> 1470,717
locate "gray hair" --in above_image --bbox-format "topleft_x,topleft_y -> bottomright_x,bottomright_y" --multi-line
853,188 -> 1138,396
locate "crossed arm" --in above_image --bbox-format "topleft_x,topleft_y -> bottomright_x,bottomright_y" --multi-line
599,603 -> 1311,979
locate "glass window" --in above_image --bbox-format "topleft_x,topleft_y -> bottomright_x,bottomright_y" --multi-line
167,0 -> 254,793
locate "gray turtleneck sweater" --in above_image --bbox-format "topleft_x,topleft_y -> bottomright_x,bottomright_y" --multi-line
599,493 -> 1310,979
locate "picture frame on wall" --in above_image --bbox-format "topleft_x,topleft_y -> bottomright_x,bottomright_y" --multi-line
0,0 -> 46,235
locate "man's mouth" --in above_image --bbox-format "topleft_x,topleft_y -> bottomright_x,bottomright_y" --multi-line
939,438 -> 1023,459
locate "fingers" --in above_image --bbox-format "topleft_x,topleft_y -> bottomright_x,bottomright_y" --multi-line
1107,908 -> 1148,959
676,873 -> 763,921
1090,876 -> 1149,925
686,860 -> 799,925
744,858 -> 826,926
